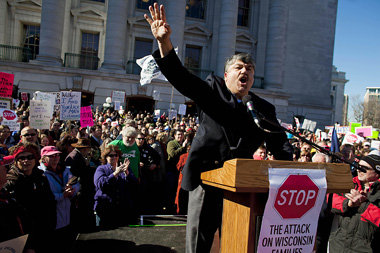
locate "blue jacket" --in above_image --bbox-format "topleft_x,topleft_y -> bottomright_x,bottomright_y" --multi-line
39,163 -> 79,229
93,163 -> 137,212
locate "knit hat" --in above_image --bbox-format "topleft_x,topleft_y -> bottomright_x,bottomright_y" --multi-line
361,154 -> 380,174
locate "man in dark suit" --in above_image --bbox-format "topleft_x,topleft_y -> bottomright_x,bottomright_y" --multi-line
145,4 -> 293,252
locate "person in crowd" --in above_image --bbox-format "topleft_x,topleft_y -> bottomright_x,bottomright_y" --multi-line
135,132 -> 161,213
298,150 -> 312,162
328,154 -> 380,252
39,146 -> 79,253
56,135 -> 77,167
0,125 -> 16,148
65,138 -> 96,232
340,144 -> 357,177
94,145 -> 137,229
312,153 -> 330,163
166,129 -> 188,213
39,134 -> 50,147
144,4 -> 293,251
20,127 -> 39,146
100,137 -> 113,153
49,121 -> 62,143
175,145 -> 191,215
6,142 -> 56,253
253,145 -> 267,160
109,126 -> 140,179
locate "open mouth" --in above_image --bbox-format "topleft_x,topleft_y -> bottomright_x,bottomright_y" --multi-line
239,76 -> 247,83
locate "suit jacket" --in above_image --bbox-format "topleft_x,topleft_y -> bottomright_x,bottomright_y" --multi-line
154,49 -> 293,191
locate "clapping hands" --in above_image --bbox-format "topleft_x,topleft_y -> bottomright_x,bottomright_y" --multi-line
114,159 -> 131,177
345,188 -> 368,207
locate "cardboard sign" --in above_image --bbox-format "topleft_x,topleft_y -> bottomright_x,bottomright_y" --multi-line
80,106 -> 94,128
30,100 -> 52,129
0,72 -> 14,98
178,104 -> 187,116
371,140 -> 380,150
21,92 -> 28,101
34,92 -> 56,116
257,168 -> 327,253
355,126 -> 372,137
0,108 -> 19,131
60,91 -> 81,120
350,122 -> 362,134
111,91 -> 125,104
0,234 -> 28,253
342,131 -> 360,145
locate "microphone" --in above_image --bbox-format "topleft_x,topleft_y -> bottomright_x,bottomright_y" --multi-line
242,95 -> 260,126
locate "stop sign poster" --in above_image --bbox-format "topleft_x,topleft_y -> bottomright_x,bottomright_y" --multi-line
257,168 -> 327,253
0,108 -> 19,132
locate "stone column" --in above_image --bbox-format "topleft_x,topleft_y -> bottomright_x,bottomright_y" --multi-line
0,0 -> 7,44
264,0 -> 288,89
162,0 -> 186,59
101,0 -> 128,72
216,0 -> 239,76
35,0 -> 66,66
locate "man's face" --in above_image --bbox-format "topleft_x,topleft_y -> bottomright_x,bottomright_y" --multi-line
21,128 -> 37,143
301,144 -> 311,153
135,134 -> 145,147
123,135 -> 136,147
224,60 -> 255,99
358,160 -> 380,184
0,128 -> 10,140
175,131 -> 184,143
93,127 -> 102,139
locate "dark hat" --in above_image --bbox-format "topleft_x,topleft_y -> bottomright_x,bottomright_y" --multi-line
361,154 -> 380,174
71,138 -> 91,148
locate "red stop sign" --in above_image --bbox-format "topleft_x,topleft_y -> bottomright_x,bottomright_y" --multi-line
274,175 -> 319,219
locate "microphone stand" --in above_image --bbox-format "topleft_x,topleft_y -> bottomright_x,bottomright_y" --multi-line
255,114 -> 366,173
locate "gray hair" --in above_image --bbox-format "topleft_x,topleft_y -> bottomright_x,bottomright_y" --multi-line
121,126 -> 137,138
312,153 -> 330,163
224,53 -> 256,73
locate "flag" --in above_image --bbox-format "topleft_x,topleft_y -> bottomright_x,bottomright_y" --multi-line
330,127 -> 340,153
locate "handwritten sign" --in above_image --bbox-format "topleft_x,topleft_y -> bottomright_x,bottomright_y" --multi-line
30,100 -> 52,129
34,92 -> 56,115
60,91 -> 81,120
21,92 -> 28,101
178,104 -> 187,116
80,106 -> 94,128
112,91 -> 125,104
355,126 -> 372,137
0,98 -> 11,109
0,72 -> 14,98
0,108 -> 19,131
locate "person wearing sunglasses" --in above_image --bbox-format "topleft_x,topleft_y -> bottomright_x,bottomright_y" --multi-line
20,127 -> 38,146
328,154 -> 380,252
39,146 -> 79,253
93,145 -> 137,229
5,142 -> 56,253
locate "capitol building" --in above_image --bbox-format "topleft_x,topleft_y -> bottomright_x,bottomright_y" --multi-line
0,0 -> 347,127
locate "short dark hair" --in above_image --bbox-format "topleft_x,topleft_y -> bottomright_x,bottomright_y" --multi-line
224,53 -> 256,73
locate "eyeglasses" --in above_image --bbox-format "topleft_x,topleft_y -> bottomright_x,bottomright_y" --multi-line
48,154 -> 60,158
16,155 -> 35,161
22,133 -> 36,137
107,154 -> 119,158
136,138 -> 145,140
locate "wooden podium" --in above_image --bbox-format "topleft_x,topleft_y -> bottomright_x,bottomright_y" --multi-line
201,159 -> 353,253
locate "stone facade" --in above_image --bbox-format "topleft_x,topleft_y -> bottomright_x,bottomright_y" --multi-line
0,0 -> 341,127
331,66 -> 348,124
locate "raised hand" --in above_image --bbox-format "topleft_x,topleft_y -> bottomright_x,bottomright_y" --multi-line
144,3 -> 173,57
345,188 -> 367,207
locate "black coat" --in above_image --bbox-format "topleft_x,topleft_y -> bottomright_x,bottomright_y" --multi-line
154,49 -> 293,191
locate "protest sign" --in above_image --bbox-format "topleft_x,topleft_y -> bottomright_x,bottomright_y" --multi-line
21,92 -> 28,101
111,121 -> 119,127
169,109 -> 177,120
0,72 -> 14,98
60,91 -> 81,120
342,131 -> 360,145
355,126 -> 372,137
257,168 -> 327,253
178,104 -> 187,116
281,122 -> 293,130
29,100 -> 52,129
336,126 -> 349,134
0,98 -> 11,109
154,109 -> 160,119
371,140 -> 380,150
0,234 -> 28,253
294,117 -> 300,129
0,108 -> 19,131
371,131 -> 379,139
111,91 -> 125,104
350,122 -> 362,133
114,101 -> 120,111
302,119 -> 316,132
34,92 -> 56,115
80,106 -> 94,128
